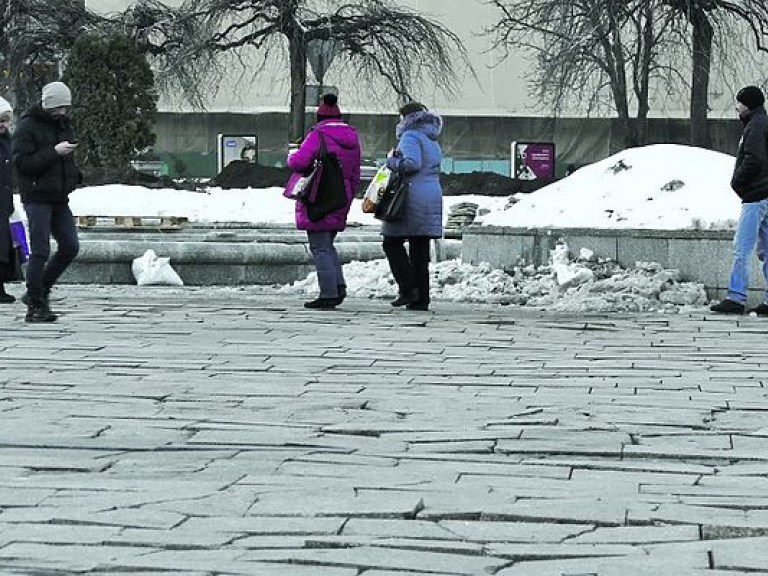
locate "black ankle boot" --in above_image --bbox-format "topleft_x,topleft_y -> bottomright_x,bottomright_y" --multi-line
709,299 -> 745,314
22,288 -> 51,309
391,288 -> 418,307
304,297 -> 338,309
25,299 -> 57,323
334,285 -> 347,305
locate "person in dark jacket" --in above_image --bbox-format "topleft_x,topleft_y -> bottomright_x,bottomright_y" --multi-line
0,96 -> 17,303
286,93 -> 361,309
13,81 -> 81,323
382,101 -> 444,311
711,85 -> 768,315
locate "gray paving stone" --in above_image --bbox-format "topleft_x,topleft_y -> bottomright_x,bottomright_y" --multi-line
106,527 -> 234,549
242,546 -> 509,574
706,536 -> 768,571
0,543 -> 146,572
439,520 -> 594,543
303,535 -> 485,555
0,524 -> 122,546
567,525 -> 700,544
495,549 -> 709,575
6,287 -> 768,572
488,541 -> 640,560
245,491 -> 424,518
180,516 -> 345,535
343,518 -> 455,539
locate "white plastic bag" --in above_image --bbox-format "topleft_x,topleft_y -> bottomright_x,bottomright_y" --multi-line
362,165 -> 391,213
131,249 -> 184,286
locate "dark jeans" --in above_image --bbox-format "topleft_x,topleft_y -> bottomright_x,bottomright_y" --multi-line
307,231 -> 343,298
24,203 -> 79,301
382,236 -> 431,306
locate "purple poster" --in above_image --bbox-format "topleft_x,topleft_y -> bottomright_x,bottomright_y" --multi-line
511,141 -> 555,180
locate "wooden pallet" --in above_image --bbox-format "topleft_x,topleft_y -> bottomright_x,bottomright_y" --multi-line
76,216 -> 188,230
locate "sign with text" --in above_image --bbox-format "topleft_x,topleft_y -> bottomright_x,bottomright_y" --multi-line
511,141 -> 555,180
217,134 -> 258,173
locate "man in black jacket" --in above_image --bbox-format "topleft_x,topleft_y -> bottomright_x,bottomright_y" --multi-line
13,81 -> 80,323
711,85 -> 768,315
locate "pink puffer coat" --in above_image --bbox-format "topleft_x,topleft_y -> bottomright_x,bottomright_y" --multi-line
286,119 -> 361,231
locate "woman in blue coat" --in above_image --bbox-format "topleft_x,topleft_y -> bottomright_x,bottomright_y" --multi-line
382,102 -> 443,311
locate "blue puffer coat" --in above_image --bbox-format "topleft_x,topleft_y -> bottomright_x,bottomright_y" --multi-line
382,110 -> 443,238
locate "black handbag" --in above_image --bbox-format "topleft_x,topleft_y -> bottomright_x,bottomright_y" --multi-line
374,169 -> 408,222
303,131 -> 347,222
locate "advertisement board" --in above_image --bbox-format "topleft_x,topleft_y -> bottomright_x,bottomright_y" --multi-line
217,134 -> 258,173
511,141 -> 555,180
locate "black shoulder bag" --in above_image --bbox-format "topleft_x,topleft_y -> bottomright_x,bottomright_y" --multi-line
303,131 -> 348,222
374,165 -> 409,222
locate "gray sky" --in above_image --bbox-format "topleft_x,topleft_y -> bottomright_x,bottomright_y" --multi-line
84,0 -> 534,116
86,0 -> 132,13
81,0 -> 752,118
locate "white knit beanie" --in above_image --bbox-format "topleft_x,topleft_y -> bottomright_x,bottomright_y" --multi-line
42,81 -> 72,109
0,96 -> 12,116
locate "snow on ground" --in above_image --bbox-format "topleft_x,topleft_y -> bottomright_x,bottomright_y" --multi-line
53,144 -> 737,313
279,254 -> 708,314
66,185 -> 508,228
480,144 -> 740,230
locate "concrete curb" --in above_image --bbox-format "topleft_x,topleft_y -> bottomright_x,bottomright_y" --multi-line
59,225 -> 460,285
463,224 -> 745,302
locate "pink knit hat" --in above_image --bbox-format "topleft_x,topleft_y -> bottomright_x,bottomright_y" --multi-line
316,93 -> 341,120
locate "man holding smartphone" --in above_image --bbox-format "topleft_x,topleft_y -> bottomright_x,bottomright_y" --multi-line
12,81 -> 81,323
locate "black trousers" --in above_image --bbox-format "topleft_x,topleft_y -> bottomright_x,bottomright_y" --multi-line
25,203 -> 80,300
382,236 -> 431,306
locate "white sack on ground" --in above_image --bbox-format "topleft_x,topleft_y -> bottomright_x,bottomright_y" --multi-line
132,249 -> 184,286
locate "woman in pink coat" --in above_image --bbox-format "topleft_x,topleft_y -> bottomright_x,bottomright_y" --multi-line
286,94 -> 361,309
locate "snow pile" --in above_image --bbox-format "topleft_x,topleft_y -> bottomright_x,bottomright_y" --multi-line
66,185 -> 509,229
480,144 -> 740,230
280,244 -> 708,314
551,244 -> 594,288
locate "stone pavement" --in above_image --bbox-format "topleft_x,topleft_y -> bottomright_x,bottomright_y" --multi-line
1,285 -> 768,575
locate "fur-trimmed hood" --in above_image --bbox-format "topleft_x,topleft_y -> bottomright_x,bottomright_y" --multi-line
396,109 -> 443,140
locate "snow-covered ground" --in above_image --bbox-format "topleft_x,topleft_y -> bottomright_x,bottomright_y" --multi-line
26,144 -> 740,313
480,144 -> 739,230
65,186 -> 509,229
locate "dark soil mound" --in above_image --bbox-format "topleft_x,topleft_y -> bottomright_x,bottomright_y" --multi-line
440,171 -> 554,196
211,161 -> 292,189
86,162 -> 554,198
82,167 -> 196,190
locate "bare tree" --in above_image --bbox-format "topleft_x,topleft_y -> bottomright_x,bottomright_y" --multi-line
663,0 -> 715,147
663,0 -> 768,147
486,0 -> 680,149
112,0 -> 471,140
0,0 -> 106,112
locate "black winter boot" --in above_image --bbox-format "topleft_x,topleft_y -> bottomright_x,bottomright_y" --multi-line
22,287 -> 51,309
709,299 -> 745,315
391,288 -> 419,307
303,297 -> 338,309
748,302 -> 768,316
334,285 -> 347,306
25,298 -> 57,323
